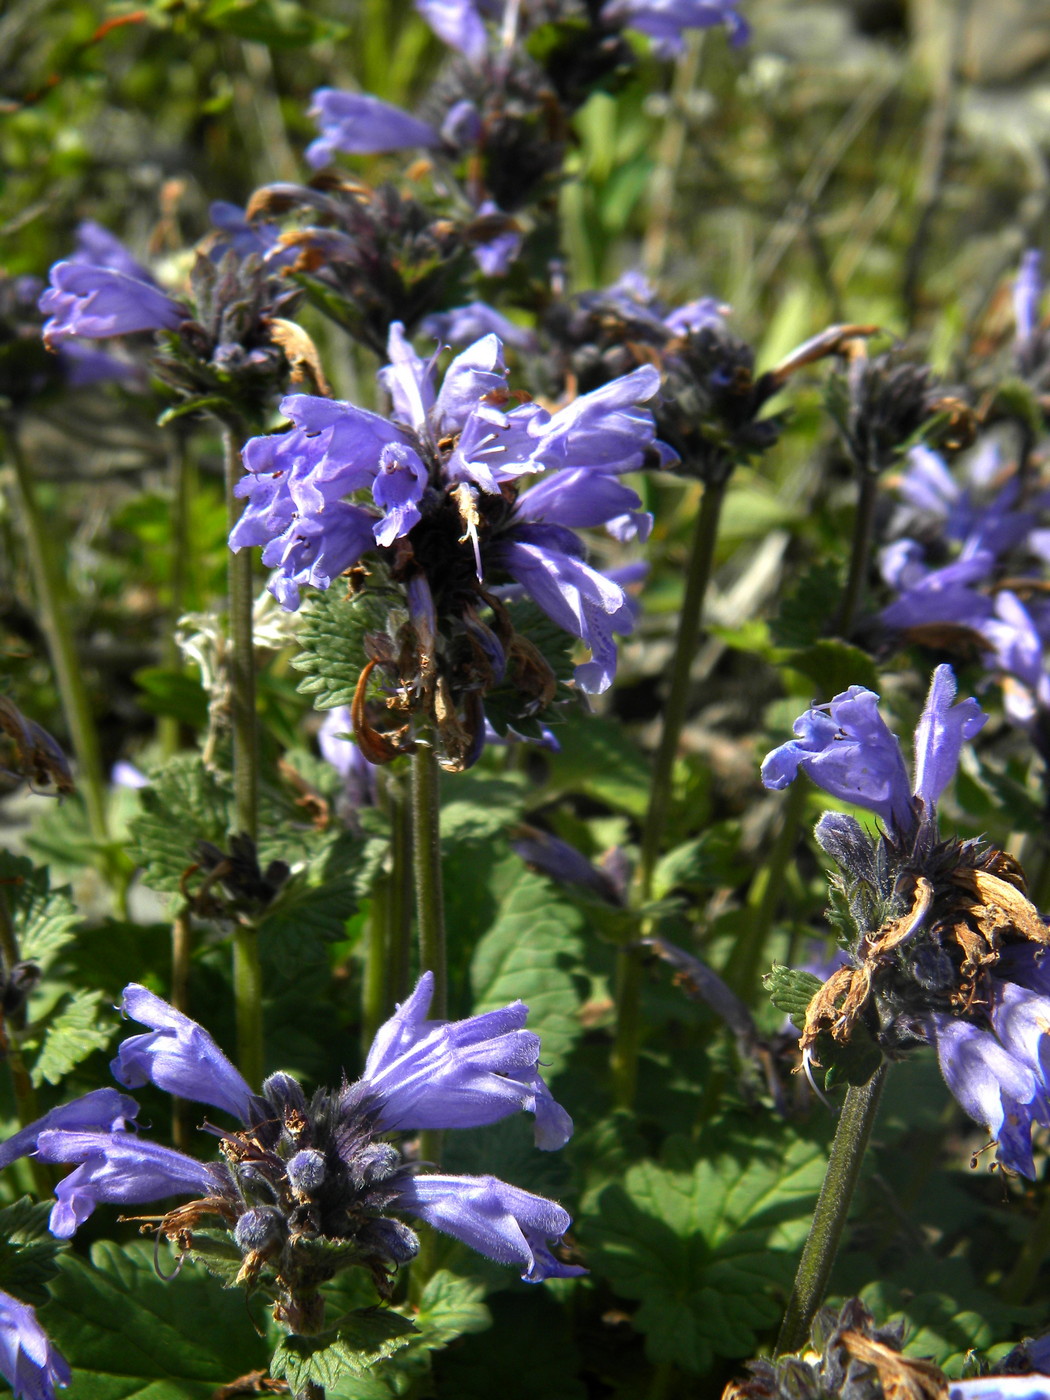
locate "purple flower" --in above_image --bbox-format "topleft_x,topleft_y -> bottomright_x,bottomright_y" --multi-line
927,1013 -> 1045,1178
601,0 -> 749,57
110,983 -> 260,1124
1015,249 -> 1043,358
232,323 -> 665,692
761,665 -> 986,838
414,0 -> 493,62
306,89 -> 441,168
67,221 -> 151,281
0,1290 -> 70,1400
0,1088 -> 138,1173
422,301 -> 537,351
318,707 -> 379,807
391,1174 -> 585,1282
35,1131 -> 222,1238
950,1381 -> 1050,1399
472,201 -> 522,277
361,971 -> 573,1149
39,265 -> 185,348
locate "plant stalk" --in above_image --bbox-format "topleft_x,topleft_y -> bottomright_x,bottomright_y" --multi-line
388,781 -> 414,1008
159,433 -> 194,759
1,418 -> 110,849
612,475 -> 728,1108
0,890 -> 53,1196
222,420 -> 263,1087
837,470 -> 879,638
411,742 -> 446,1017
775,1063 -> 887,1356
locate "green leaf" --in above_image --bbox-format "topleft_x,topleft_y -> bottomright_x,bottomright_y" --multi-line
786,639 -> 880,698
28,988 -> 115,1087
257,871 -> 360,975
0,852 -> 79,969
410,1270 -> 490,1349
764,964 -> 822,1024
471,869 -> 584,1075
127,755 -> 231,893
133,667 -> 209,730
270,1311 -> 416,1393
292,583 -> 398,712
440,773 -> 527,847
39,1240 -> 269,1399
584,1122 -> 827,1373
771,560 -> 844,648
202,0 -> 344,44
0,1198 -> 64,1305
545,712 -> 652,817
857,1257 -> 1039,1377
652,825 -> 744,900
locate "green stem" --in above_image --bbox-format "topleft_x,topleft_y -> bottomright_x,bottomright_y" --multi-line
1,418 -> 110,849
775,1064 -> 887,1356
725,780 -> 807,999
0,890 -> 53,1196
837,470 -> 879,638
1002,1175 -> 1050,1304
411,740 -> 446,1232
388,783 -> 413,1008
362,778 -> 394,1056
159,434 -> 194,760
171,904 -> 194,1150
222,421 -> 262,1086
611,475 -> 728,1109
411,742 -> 446,1017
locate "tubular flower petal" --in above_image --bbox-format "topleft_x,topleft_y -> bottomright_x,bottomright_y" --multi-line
0,1089 -> 139,1173
911,664 -> 987,817
0,1290 -> 70,1400
306,89 -> 441,167
761,686 -> 912,833
111,983 -> 260,1123
35,1131 -> 222,1237
392,1174 -> 585,1281
362,972 -> 573,1149
39,264 -> 186,347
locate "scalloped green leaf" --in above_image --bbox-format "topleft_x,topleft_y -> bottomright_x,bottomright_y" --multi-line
764,964 -> 823,1023
583,1123 -> 827,1373
270,1310 -> 416,1393
126,755 -> 231,893
0,1198 -> 65,1305
28,988 -> 115,1087
470,869 -> 584,1075
292,583 -> 397,711
0,851 -> 79,969
39,1240 -> 269,1399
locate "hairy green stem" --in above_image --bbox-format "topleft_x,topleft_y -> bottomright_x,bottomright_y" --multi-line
612,475 -> 728,1108
1,418 -> 110,849
159,434 -> 194,759
776,1064 -> 887,1356
388,783 -> 414,1008
222,421 -> 263,1086
411,742 -> 446,1017
837,470 -> 879,638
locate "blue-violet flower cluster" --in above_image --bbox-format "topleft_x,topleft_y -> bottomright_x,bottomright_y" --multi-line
763,665 -> 1050,1177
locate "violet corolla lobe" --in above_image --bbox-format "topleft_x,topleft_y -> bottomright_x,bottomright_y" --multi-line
762,666 -> 1050,1177
0,1290 -> 70,1400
